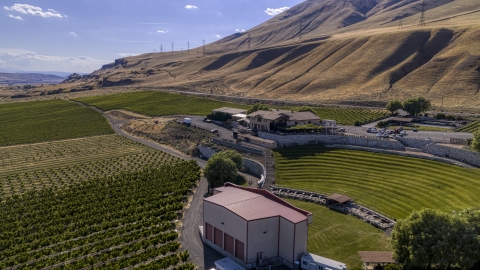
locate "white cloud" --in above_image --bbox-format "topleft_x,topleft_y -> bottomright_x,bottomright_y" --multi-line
265,7 -> 290,16
236,29 -> 246,33
185,5 -> 198,9
7,14 -> 23,20
69,32 -> 78,37
4,4 -> 63,18
216,35 -> 222,39
118,53 -> 140,57
157,30 -> 168,34
0,48 -> 107,72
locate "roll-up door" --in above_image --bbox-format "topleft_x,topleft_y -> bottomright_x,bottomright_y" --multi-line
235,239 -> 245,261
224,233 -> 234,255
214,227 -> 224,248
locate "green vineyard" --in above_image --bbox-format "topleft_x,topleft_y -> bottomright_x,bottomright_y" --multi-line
456,121 -> 480,133
314,107 -> 390,126
0,135 -> 179,197
75,91 -> 248,117
0,99 -> 113,146
274,145 -> 480,219
0,161 -> 200,270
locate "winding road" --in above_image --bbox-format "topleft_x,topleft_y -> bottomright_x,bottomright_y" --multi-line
83,104 -> 222,270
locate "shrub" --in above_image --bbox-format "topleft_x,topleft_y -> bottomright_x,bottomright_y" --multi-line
354,120 -> 362,126
435,113 -> 446,120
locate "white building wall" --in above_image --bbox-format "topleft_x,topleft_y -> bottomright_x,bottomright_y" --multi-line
294,220 -> 309,263
247,217 -> 279,262
279,217 -> 295,263
204,202 -> 248,244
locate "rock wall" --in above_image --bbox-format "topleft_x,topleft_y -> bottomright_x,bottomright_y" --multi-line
396,137 -> 435,149
258,132 -> 406,151
243,158 -> 266,178
212,138 -> 264,155
423,144 -> 480,167
198,146 -> 217,159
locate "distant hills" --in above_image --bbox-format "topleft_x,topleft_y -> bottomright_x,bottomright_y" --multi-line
35,0 -> 480,109
0,73 -> 66,85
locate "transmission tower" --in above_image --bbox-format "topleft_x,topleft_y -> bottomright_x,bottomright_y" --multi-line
398,19 -> 403,29
418,0 -> 426,26
203,40 -> 206,57
160,44 -> 163,53
299,19 -> 303,42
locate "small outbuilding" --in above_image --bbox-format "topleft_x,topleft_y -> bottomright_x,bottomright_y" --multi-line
325,194 -> 352,210
212,107 -> 248,117
358,251 -> 396,270
301,253 -> 346,270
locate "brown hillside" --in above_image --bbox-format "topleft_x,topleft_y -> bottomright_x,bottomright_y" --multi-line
55,0 -> 480,109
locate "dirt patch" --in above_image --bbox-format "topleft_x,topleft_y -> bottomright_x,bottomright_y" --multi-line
106,110 -> 151,120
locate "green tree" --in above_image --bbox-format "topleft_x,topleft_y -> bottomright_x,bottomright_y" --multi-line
215,150 -> 243,170
386,100 -> 403,114
392,209 -> 480,270
247,103 -> 271,114
203,155 -> 237,188
402,97 -> 431,116
471,129 -> 480,152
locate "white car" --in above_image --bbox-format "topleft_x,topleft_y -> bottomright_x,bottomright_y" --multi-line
371,128 -> 377,133
376,133 -> 382,137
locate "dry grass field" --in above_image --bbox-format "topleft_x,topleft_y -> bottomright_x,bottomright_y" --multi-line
25,0 -> 480,109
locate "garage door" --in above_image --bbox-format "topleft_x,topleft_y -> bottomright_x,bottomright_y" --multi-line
224,233 -> 234,255
235,239 -> 245,261
214,227 -> 223,248
205,223 -> 213,242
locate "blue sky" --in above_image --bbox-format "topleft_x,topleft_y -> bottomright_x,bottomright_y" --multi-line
0,0 -> 304,74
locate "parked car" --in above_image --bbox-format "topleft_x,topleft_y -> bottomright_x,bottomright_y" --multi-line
371,128 -> 377,133
413,128 -> 418,132
211,129 -> 218,134
338,128 -> 346,132
366,128 -> 372,133
376,133 -> 382,138
400,130 -> 407,136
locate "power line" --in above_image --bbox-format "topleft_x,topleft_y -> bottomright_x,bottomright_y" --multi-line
418,0 -> 426,26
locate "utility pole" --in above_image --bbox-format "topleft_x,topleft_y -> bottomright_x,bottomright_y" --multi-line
418,0 -> 426,26
398,19 -> 403,29
172,42 -> 174,53
160,44 -> 163,53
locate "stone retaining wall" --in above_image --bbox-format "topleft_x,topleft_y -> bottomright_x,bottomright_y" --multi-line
396,137 -> 435,149
212,138 -> 264,155
242,158 -> 266,178
258,132 -> 405,151
423,144 -> 480,167
198,146 -> 217,159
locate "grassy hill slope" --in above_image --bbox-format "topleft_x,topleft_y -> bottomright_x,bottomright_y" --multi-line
55,0 -> 480,109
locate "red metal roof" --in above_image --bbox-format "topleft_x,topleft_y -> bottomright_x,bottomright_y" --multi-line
205,184 -> 312,223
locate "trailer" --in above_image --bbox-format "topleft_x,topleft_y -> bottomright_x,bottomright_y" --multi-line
301,253 -> 346,270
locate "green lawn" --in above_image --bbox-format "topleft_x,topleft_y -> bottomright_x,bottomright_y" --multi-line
75,91 -> 249,116
0,100 -> 113,146
286,199 -> 392,269
274,145 -> 480,219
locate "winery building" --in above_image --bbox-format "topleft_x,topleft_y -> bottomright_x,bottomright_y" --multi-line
202,183 -> 313,269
